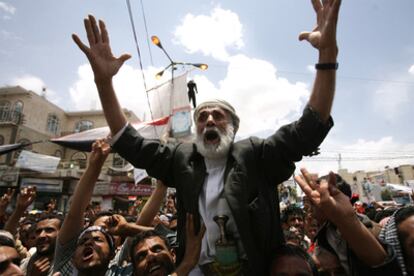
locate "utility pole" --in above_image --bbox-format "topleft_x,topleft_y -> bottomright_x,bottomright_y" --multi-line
338,153 -> 342,171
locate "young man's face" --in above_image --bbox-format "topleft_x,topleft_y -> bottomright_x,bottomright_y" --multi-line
72,231 -> 113,272
132,236 -> 175,276
398,215 -> 414,273
35,218 -> 61,256
287,214 -> 305,232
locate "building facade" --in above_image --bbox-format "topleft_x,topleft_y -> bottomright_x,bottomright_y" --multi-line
0,86 -> 145,211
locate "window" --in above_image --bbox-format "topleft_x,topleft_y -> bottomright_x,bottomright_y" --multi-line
47,114 -> 60,134
71,152 -> 87,169
75,120 -> 93,132
0,101 -> 11,121
12,101 -> 23,123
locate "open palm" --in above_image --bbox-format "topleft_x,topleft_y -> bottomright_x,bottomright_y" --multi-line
72,15 -> 131,82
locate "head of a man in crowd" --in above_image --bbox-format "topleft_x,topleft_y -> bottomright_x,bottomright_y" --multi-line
193,100 -> 240,159
395,206 -> 414,274
0,230 -> 24,276
270,244 -> 318,276
130,230 -> 176,276
92,211 -> 114,227
18,219 -> 35,249
72,226 -> 115,274
35,213 -> 63,256
282,205 -> 305,233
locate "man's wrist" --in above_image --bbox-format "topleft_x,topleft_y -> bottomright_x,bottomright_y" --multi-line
318,47 -> 338,63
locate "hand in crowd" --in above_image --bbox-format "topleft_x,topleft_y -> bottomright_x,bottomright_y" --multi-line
299,0 -> 341,53
88,139 -> 111,167
0,188 -> 15,210
17,186 -> 37,211
72,14 -> 131,82
295,168 -> 354,224
30,257 -> 51,276
104,214 -> 128,236
46,198 -> 57,213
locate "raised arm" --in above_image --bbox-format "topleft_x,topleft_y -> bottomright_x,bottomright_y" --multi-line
72,15 -> 130,134
136,180 -> 168,226
4,187 -> 36,236
295,168 -> 387,266
58,139 -> 110,244
0,188 -> 15,225
299,0 -> 341,122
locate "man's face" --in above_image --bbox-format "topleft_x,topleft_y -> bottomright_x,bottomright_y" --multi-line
35,218 -> 60,255
287,215 -> 304,232
72,231 -> 113,271
133,236 -> 175,276
270,255 -> 313,276
0,246 -> 23,276
196,107 -> 230,143
398,215 -> 414,273
195,107 -> 235,159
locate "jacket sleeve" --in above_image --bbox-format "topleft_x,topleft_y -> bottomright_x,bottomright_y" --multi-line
111,124 -> 177,187
260,105 -> 333,184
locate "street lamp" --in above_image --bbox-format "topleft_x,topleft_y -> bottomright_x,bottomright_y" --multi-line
151,35 -> 208,79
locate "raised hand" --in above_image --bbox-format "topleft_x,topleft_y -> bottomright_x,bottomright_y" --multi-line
72,15 -> 131,82
294,168 -> 354,224
0,188 -> 15,210
88,139 -> 111,167
299,0 -> 341,54
30,257 -> 51,276
105,214 -> 128,236
17,186 -> 36,211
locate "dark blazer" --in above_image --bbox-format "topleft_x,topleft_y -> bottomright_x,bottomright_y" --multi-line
112,106 -> 333,275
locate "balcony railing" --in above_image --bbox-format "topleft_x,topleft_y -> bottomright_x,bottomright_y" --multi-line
0,111 -> 24,125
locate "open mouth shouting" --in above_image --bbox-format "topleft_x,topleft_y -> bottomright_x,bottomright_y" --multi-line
204,129 -> 220,144
148,264 -> 162,274
82,246 -> 95,262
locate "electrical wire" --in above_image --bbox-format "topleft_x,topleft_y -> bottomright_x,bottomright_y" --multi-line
125,0 -> 155,123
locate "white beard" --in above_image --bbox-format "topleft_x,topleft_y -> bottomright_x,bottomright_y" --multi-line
195,124 -> 235,159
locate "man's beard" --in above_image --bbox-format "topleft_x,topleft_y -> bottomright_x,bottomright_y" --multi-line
195,124 -> 235,159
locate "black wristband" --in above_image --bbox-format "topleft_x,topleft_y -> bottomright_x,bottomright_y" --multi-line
315,63 -> 338,70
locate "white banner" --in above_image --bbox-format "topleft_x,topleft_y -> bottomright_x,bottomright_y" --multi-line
16,150 -> 60,173
147,72 -> 190,119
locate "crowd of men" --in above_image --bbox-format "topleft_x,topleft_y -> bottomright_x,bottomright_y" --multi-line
1,155 -> 414,275
1,0 -> 414,275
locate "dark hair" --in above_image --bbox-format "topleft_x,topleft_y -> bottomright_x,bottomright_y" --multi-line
281,205 -> 304,224
395,206 -> 414,226
374,208 -> 398,223
0,231 -> 15,247
271,244 -> 319,276
129,230 -> 171,264
36,213 -> 64,228
319,173 -> 352,198
92,211 -> 114,223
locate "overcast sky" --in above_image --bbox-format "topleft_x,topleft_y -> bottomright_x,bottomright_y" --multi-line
1,0 -> 414,175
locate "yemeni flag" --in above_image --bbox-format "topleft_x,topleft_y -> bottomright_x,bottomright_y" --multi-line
50,116 -> 170,152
